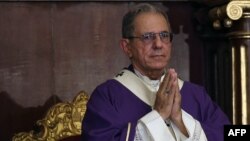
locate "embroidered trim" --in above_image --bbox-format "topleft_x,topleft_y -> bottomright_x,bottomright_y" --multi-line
135,126 -> 143,141
114,69 -> 184,107
193,120 -> 202,141
126,122 -> 131,141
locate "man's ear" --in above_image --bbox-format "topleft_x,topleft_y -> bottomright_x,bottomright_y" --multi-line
120,39 -> 133,58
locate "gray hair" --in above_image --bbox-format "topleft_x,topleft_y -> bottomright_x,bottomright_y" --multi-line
122,3 -> 171,38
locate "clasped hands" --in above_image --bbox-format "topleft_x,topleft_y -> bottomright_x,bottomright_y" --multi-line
154,68 -> 189,137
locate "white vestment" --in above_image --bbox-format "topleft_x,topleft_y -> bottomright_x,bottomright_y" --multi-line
114,69 -> 207,141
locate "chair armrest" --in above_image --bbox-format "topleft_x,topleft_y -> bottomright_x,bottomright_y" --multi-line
12,91 -> 89,141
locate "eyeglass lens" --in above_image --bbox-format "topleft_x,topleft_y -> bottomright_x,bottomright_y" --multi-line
142,32 -> 172,44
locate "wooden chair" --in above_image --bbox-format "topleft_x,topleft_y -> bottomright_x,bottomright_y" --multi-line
12,91 -> 89,141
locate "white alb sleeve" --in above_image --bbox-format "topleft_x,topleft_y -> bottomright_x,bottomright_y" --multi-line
134,110 -> 176,141
134,110 -> 208,141
171,110 -> 207,141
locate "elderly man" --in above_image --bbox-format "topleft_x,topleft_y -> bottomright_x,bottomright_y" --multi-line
81,3 -> 230,141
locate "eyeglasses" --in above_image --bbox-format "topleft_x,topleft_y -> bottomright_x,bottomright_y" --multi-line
127,31 -> 173,44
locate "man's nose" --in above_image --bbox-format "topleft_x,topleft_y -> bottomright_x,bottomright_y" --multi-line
153,34 -> 163,48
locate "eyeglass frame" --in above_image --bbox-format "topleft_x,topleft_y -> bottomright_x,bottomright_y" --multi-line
126,31 -> 173,44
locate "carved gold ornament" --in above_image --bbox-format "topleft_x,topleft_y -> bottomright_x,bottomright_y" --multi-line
209,0 -> 250,29
12,91 -> 89,141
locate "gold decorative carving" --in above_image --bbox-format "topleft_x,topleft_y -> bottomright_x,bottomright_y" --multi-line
209,0 -> 250,29
239,45 -> 248,124
227,31 -> 250,39
12,91 -> 89,141
223,18 -> 233,28
213,19 -> 221,29
231,45 -> 249,124
227,3 -> 243,20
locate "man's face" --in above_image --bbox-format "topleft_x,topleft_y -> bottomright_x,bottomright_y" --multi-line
128,12 -> 172,75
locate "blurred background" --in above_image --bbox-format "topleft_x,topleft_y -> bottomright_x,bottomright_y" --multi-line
1,0 -> 250,140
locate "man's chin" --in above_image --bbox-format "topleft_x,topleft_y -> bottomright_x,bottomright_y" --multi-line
148,64 -> 167,70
